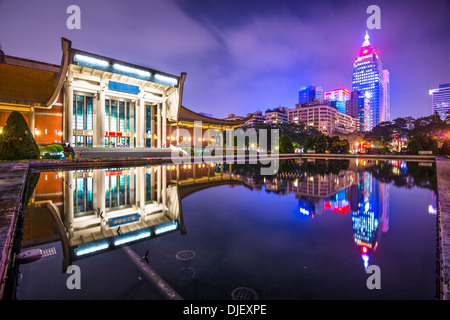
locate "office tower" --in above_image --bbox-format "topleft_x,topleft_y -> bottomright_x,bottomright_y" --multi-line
324,88 -> 350,114
352,31 -> 389,129
346,90 -> 371,131
298,85 -> 323,104
382,70 -> 390,122
429,83 -> 450,119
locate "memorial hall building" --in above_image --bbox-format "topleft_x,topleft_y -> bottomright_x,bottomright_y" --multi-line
0,38 -> 249,150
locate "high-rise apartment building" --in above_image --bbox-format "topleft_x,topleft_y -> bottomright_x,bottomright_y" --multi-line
352,31 -> 389,129
429,83 -> 450,119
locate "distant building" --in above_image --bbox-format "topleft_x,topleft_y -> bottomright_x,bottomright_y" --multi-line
298,85 -> 324,104
225,113 -> 245,121
324,88 -> 350,114
288,104 -> 359,135
246,110 -> 265,127
352,31 -> 389,128
346,90 -> 371,132
265,107 -> 288,125
429,83 -> 450,120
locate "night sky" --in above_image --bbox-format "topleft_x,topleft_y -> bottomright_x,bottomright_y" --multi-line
0,0 -> 449,120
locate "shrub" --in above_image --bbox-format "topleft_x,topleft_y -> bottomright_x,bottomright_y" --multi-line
0,111 -> 39,160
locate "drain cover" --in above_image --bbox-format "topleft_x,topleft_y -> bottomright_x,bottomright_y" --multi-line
176,250 -> 196,262
177,267 -> 196,280
231,287 -> 258,300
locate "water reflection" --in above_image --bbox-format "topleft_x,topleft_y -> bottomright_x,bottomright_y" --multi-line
24,162 -> 243,271
21,158 -> 438,298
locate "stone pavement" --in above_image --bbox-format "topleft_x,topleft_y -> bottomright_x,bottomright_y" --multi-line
436,157 -> 450,300
0,162 -> 29,299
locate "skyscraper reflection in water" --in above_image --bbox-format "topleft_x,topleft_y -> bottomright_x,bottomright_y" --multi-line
350,171 -> 389,269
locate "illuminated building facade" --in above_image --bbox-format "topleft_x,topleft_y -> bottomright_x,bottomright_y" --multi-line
352,31 -> 389,130
346,90 -> 371,131
298,85 -> 324,104
324,88 -> 350,114
288,104 -> 359,135
0,38 -> 249,149
264,107 -> 288,125
429,83 -> 450,119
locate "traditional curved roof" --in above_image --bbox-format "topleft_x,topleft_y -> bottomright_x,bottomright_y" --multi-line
178,105 -> 251,128
0,57 -> 59,106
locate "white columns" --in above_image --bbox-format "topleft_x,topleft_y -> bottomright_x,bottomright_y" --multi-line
130,101 -> 135,148
162,90 -> 167,148
64,171 -> 74,238
96,79 -> 106,147
136,98 -> 145,148
157,104 -> 161,148
150,105 -> 155,148
65,71 -> 74,144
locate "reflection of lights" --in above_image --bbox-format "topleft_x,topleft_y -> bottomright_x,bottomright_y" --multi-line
364,202 -> 370,213
428,205 -> 437,214
361,254 -> 370,269
155,222 -> 177,235
114,231 -> 151,246
300,208 -> 310,215
361,246 -> 368,254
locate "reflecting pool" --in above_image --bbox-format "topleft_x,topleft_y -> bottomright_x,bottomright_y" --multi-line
14,158 -> 439,300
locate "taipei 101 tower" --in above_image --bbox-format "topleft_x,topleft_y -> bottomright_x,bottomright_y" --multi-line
352,31 -> 390,130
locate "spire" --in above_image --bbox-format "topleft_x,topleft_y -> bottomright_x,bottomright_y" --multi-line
362,31 -> 371,47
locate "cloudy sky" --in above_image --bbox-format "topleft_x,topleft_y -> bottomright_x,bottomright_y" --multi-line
0,0 -> 449,119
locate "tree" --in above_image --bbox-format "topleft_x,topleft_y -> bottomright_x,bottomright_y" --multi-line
304,137 -> 315,151
407,132 -> 439,154
315,134 -> 328,153
0,111 -> 40,160
441,138 -> 450,155
279,134 -> 294,154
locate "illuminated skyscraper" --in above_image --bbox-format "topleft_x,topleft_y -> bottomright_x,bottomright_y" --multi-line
429,83 -> 450,119
352,31 -> 389,130
298,85 -> 323,104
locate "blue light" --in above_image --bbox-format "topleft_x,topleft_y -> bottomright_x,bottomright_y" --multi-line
114,231 -> 151,246
75,242 -> 109,256
299,208 -> 310,215
155,221 -> 177,235
155,74 -> 178,86
74,54 -> 109,68
113,63 -> 151,78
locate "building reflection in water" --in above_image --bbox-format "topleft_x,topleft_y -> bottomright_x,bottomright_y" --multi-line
23,162 -> 242,271
23,158 -> 434,273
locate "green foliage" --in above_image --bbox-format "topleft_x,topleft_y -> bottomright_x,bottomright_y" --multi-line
279,134 -> 294,154
0,111 -> 39,160
304,137 -> 315,151
441,138 -> 450,155
48,144 -> 64,152
315,134 -> 328,153
407,132 -> 438,154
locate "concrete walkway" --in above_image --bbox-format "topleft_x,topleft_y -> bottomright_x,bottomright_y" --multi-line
436,157 -> 450,300
0,162 -> 29,299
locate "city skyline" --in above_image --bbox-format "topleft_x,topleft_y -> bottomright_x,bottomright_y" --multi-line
0,0 -> 449,120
